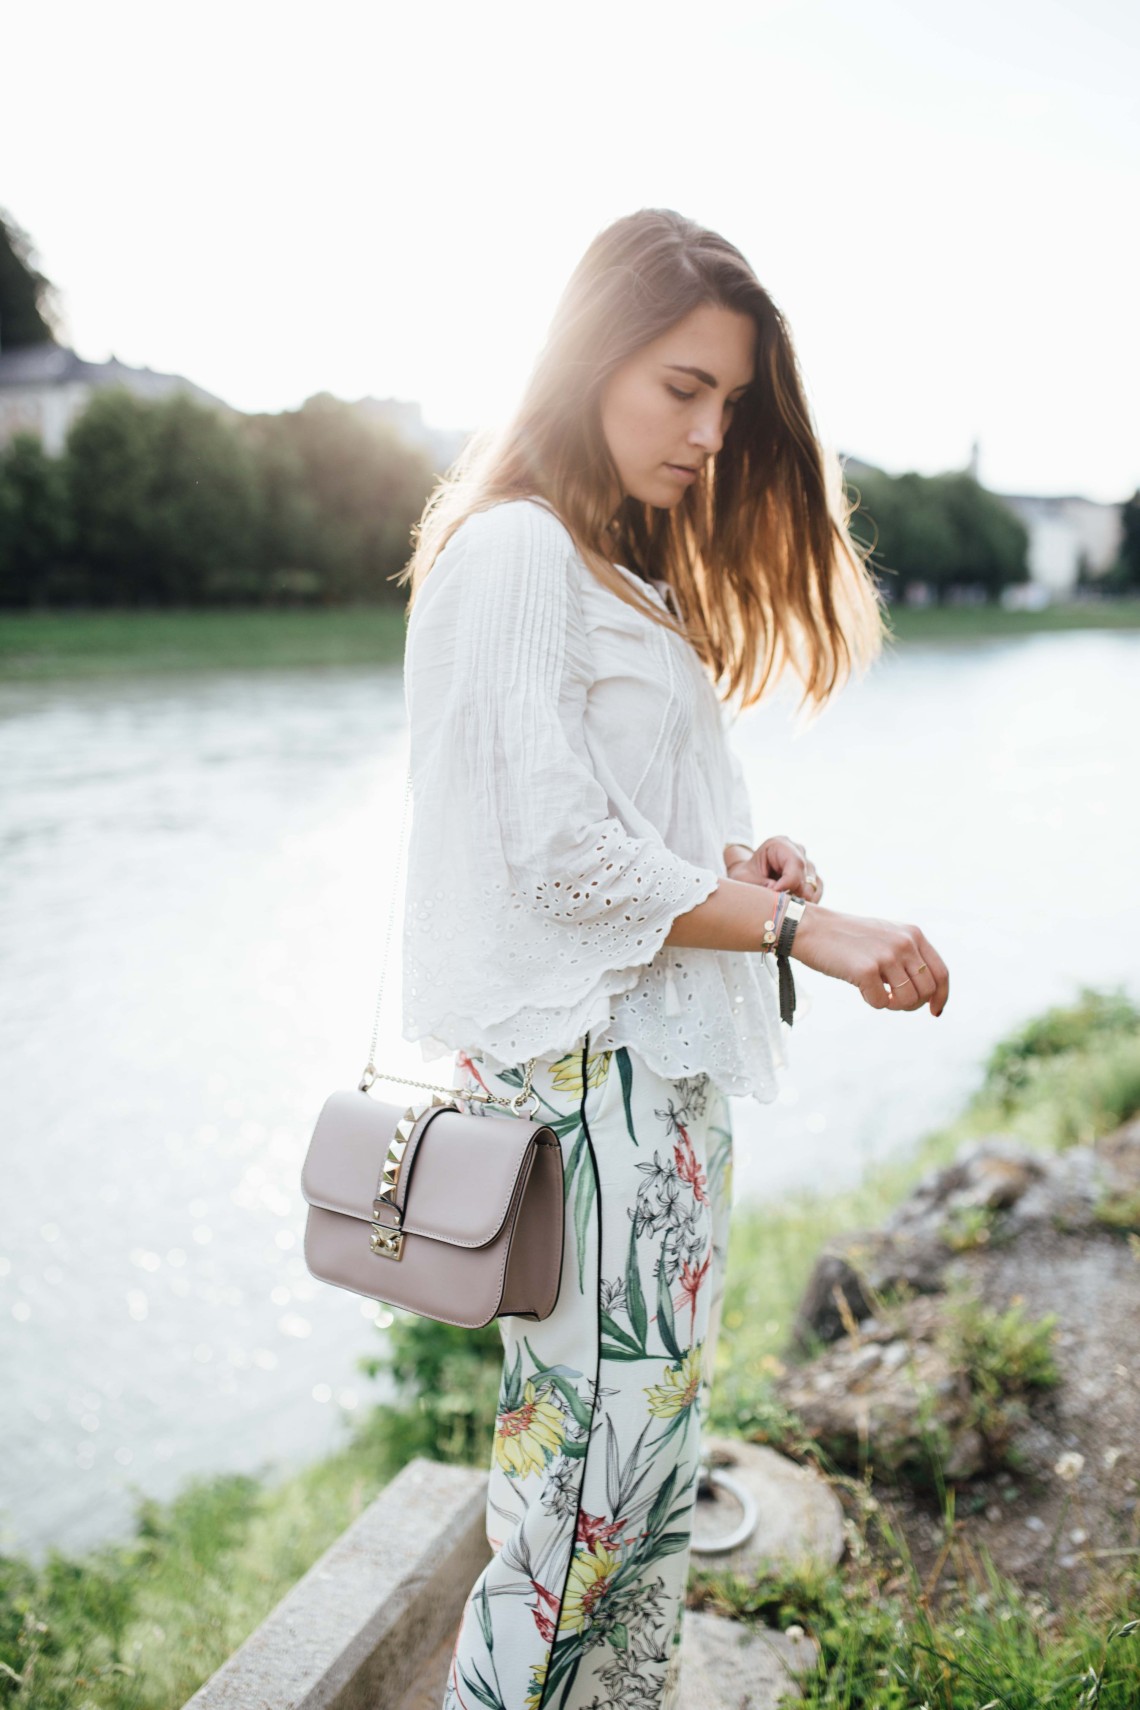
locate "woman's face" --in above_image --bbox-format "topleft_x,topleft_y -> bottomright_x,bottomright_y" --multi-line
598,302 -> 757,512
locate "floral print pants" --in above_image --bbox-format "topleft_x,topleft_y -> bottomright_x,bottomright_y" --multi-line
441,1031 -> 734,1710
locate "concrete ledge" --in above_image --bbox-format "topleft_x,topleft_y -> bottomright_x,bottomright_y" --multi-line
182,1457 -> 491,1710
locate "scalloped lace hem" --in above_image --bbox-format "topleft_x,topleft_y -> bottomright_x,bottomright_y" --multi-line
404,958 -> 649,1074
402,864 -> 723,1060
404,945 -> 790,1108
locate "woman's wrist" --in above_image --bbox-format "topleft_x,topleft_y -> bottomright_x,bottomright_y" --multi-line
784,899 -> 829,961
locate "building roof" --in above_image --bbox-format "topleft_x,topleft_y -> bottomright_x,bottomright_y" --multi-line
0,341 -> 231,410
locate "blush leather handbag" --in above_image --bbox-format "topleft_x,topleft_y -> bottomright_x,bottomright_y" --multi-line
300,764 -> 565,1329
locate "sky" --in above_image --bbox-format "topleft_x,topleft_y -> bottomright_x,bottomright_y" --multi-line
3,0 -> 1137,503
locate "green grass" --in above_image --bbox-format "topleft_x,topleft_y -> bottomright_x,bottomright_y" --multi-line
0,608 -> 408,679
688,1550 -> 1140,1708
884,597 -> 1140,643
2,985 -> 1138,1707
1,597 -> 1139,682
0,1436 -> 391,1708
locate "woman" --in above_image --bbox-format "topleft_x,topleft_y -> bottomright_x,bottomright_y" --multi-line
397,208 -> 948,1710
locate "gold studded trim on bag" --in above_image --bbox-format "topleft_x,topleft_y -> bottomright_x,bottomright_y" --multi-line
367,1094 -> 457,1261
368,1100 -> 419,1260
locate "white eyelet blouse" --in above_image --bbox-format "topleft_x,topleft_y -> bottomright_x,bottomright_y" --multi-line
401,495 -> 787,1103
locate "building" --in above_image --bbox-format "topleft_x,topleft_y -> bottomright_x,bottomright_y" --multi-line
991,491 -> 1123,596
0,348 -> 473,480
0,342 -> 232,456
840,451 -> 1124,598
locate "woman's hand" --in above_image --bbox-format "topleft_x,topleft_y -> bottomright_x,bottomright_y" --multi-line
790,902 -> 949,1017
727,835 -> 824,903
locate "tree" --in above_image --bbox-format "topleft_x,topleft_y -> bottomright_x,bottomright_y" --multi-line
65,389 -> 260,605
847,466 -> 1029,603
1,385 -> 438,608
237,412 -> 322,602
0,209 -> 63,348
0,433 -> 72,605
934,471 -> 1029,602
140,392 -> 261,601
243,395 -> 435,602
1115,489 -> 1140,591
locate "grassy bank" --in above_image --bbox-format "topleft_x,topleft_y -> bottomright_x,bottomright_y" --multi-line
885,596 -> 1140,642
2,597 -> 1139,682
0,1438 -> 393,1709
0,608 -> 408,679
2,988 -> 1138,1706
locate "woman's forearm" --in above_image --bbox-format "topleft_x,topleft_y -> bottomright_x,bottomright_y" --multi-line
663,875 -> 783,952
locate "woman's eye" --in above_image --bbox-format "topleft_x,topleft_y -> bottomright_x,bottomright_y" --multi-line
667,384 -> 745,408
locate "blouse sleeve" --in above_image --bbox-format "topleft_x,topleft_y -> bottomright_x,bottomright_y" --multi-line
401,498 -> 723,1061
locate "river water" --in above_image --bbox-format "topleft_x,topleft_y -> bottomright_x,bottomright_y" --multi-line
1,629 -> 1137,1558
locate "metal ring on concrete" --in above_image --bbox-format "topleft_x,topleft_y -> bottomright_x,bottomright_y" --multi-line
689,1466 -> 759,1554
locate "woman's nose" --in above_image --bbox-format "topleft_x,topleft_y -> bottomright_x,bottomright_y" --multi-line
689,402 -> 725,457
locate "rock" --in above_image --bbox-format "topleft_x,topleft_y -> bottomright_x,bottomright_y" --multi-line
693,1435 -> 845,1574
778,1118 -> 1140,1599
883,1139 -> 1045,1229
791,1233 -> 949,1351
793,1130 -> 1140,1353
776,1297 -> 985,1485
1091,1119 -> 1140,1215
1001,1145 -> 1103,1235
680,1607 -> 820,1710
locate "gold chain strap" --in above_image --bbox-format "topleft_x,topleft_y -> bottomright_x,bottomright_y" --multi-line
359,761 -> 540,1117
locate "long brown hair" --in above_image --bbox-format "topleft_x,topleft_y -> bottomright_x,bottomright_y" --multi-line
395,207 -> 890,719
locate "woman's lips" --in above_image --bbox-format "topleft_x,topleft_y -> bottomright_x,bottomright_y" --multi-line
665,463 -> 698,481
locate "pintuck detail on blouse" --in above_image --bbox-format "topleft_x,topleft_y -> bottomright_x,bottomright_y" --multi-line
401,495 -> 787,1103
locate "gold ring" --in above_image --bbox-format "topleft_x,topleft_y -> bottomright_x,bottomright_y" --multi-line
916,963 -> 927,973
894,976 -> 913,986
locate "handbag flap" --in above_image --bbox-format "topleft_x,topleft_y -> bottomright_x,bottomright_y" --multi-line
301,1087 -> 553,1248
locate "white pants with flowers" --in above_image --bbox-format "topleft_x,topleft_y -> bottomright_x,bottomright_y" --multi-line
440,1031 -> 734,1710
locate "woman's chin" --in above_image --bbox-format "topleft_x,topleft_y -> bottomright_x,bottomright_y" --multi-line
624,473 -> 688,509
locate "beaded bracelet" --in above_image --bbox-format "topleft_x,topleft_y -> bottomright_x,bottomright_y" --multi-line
758,890 -> 810,1027
760,889 -> 790,954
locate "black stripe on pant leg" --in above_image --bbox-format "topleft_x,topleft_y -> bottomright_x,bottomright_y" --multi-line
537,1032 -> 603,1710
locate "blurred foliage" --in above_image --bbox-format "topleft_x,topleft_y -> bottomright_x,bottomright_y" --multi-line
1096,487 -> 1140,593
978,984 -> 1140,1112
65,392 -> 260,606
0,208 -> 62,349
237,394 -> 436,604
0,1450 -> 388,1708
353,1313 -> 504,1478
0,389 -> 437,609
0,435 -> 72,606
847,465 -> 1031,603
